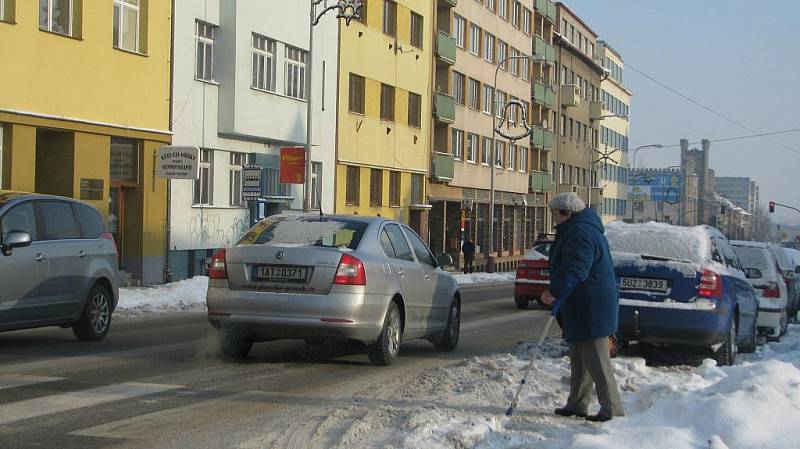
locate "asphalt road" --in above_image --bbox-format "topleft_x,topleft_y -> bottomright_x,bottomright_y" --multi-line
0,282 -> 556,449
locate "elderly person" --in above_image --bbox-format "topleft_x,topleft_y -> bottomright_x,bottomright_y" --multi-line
540,192 -> 624,422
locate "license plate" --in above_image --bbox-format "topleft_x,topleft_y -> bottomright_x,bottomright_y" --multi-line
541,269 -> 550,276
254,265 -> 309,282
620,277 -> 668,293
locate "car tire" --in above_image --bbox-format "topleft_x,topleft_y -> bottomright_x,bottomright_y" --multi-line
219,327 -> 253,359
514,296 -> 529,310
714,319 -> 737,366
739,316 -> 758,354
72,284 -> 113,342
368,302 -> 402,366
434,297 -> 461,352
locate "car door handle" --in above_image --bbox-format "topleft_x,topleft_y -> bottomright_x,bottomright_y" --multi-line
397,269 -> 405,277
78,250 -> 88,259
424,273 -> 431,280
34,254 -> 47,262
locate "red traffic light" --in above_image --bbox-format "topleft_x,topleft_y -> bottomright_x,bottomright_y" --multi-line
769,201 -> 775,213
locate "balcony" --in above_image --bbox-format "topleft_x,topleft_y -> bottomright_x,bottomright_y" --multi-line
533,81 -> 556,108
535,0 -> 557,23
530,170 -> 554,193
436,31 -> 456,65
534,36 -> 555,63
432,152 -> 454,182
532,127 -> 555,149
439,0 -> 458,7
433,92 -> 455,123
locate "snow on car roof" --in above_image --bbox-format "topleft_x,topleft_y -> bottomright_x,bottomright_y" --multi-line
605,222 -> 714,266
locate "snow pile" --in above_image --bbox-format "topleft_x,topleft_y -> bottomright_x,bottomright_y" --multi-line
452,272 -> 516,284
116,276 -> 208,317
606,222 -> 713,265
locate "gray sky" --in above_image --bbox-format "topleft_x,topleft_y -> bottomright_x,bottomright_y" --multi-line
562,0 -> 800,224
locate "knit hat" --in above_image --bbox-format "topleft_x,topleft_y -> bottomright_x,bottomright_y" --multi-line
548,192 -> 586,213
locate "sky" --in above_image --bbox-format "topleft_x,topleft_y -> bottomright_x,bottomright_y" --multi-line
562,0 -> 800,224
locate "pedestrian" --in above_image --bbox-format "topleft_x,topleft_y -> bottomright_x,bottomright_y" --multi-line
540,192 -> 624,422
462,237 -> 475,274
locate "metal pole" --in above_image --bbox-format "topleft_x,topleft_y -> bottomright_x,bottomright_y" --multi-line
303,2 -> 315,213
488,63 -> 501,273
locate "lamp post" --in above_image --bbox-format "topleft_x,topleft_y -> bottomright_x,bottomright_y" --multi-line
486,54 -> 541,272
304,1 -> 362,212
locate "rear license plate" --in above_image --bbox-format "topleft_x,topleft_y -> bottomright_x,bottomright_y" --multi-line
253,265 -> 309,283
620,277 -> 668,293
541,269 -> 550,276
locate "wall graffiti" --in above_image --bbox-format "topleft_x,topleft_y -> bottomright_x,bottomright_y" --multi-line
184,211 -> 249,250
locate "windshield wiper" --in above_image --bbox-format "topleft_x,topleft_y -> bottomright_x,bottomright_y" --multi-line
640,254 -> 694,264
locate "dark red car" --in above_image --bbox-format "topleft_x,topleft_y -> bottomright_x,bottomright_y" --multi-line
514,239 -> 553,309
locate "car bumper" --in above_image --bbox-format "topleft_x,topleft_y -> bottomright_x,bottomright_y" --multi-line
617,298 -> 731,346
206,280 -> 390,342
514,280 -> 549,299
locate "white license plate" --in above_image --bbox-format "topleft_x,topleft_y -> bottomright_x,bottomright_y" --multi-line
620,277 -> 668,293
255,265 -> 308,282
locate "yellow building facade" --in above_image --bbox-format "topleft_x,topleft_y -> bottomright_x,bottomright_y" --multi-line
0,1 -> 171,284
335,0 -> 433,236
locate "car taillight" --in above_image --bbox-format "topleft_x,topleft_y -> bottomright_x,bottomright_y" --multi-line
209,249 -> 228,279
334,254 -> 366,285
516,262 -> 528,277
101,232 -> 117,254
698,269 -> 724,299
763,282 -> 781,298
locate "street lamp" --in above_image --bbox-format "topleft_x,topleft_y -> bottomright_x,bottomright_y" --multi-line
486,54 -> 543,272
303,1 -> 363,212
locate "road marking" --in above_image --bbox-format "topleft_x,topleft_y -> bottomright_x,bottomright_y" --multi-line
0,382 -> 183,425
0,374 -> 64,390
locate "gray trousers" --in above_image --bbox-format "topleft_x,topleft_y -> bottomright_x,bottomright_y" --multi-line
564,337 -> 625,417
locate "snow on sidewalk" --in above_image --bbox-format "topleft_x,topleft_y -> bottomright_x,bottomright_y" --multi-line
452,272 -> 516,284
115,276 -> 209,318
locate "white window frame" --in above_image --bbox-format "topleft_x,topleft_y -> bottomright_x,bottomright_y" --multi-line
483,32 -> 495,63
521,56 -> 529,81
195,20 -> 215,82
469,24 -> 481,56
468,78 -> 480,110
494,141 -> 504,168
519,146 -> 528,173
453,71 -> 465,105
482,85 -> 493,115
310,161 -> 322,210
284,45 -> 308,100
498,0 -> 508,20
511,1 -> 520,28
497,39 -> 507,70
523,7 -> 531,35
508,144 -> 516,170
486,0 -> 496,12
252,34 -> 276,92
453,14 -> 466,49
495,90 -> 506,119
0,0 -> 5,22
481,137 -> 491,166
229,152 -> 245,207
466,133 -> 478,163
194,149 -> 214,206
113,0 -> 140,52
41,0 -> 73,36
509,47 -> 518,76
452,129 -> 464,160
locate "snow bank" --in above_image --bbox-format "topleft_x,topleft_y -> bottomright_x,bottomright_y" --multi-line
452,272 -> 516,284
115,276 -> 208,317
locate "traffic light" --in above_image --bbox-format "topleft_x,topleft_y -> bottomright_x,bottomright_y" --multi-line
769,201 -> 775,213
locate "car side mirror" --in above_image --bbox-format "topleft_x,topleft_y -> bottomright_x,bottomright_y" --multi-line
2,231 -> 32,256
437,252 -> 453,267
744,268 -> 762,279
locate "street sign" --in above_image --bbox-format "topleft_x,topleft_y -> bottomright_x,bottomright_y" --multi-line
156,146 -> 200,179
280,147 -> 306,184
242,165 -> 262,201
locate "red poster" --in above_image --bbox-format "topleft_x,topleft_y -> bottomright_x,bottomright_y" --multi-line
280,147 -> 306,184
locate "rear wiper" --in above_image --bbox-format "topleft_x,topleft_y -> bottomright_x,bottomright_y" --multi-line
640,254 -> 694,264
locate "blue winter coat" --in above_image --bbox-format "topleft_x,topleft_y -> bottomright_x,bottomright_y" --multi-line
549,208 -> 619,343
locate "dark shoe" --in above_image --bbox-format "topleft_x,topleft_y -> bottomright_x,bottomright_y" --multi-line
554,407 -> 587,418
585,413 -> 613,422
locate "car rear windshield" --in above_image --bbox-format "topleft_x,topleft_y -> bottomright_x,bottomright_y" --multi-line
237,216 -> 368,250
606,223 -> 709,265
732,246 -> 774,275
770,246 -> 794,271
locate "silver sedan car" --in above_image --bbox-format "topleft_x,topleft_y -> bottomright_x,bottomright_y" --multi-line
206,214 -> 461,365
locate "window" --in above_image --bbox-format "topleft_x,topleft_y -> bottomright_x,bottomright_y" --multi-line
509,48 -> 519,76
569,118 -> 574,139
467,133 -> 478,163
348,73 -> 365,114
370,169 -> 383,207
495,90 -> 506,119
486,0 -> 496,13
452,129 -> 464,160
194,149 -> 214,205
0,0 -> 6,22
408,92 -> 421,128
522,7 -> 531,35
577,32 -> 583,51
411,174 -> 424,204
508,96 -> 517,124
468,78 -> 480,110
508,144 -> 516,170
410,12 -> 423,49
519,146 -> 528,172
481,137 -> 491,165
40,202 -> 79,240
310,162 -> 322,209
483,32 -> 495,63
453,14 -> 466,48
511,2 -> 520,27
229,152 -> 246,207
482,85 -> 493,114
498,0 -> 508,20
559,163 -> 565,183
195,21 -> 215,82
469,24 -> 481,56
521,56 -> 529,81
252,34 -> 276,92
560,18 -> 567,34
40,0 -> 73,36
384,224 -> 414,261
389,171 -> 401,207
113,0 -> 140,51
453,71 -> 465,105
382,0 -> 396,37
285,46 -> 307,100
495,141 -> 505,168
404,226 -> 436,267
380,84 -> 395,121
346,166 -> 360,205
560,114 -> 566,136
1,203 -> 37,242
497,40 -> 507,69
73,204 -> 104,239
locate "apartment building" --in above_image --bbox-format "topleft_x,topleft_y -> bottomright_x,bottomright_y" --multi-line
0,0 -> 172,285
427,0 -> 543,271
336,0 -> 433,238
167,0 -> 338,280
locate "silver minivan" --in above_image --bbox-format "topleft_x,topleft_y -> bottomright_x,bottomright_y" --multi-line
0,191 -> 119,340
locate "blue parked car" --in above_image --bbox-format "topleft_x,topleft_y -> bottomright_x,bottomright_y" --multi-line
605,223 -> 759,365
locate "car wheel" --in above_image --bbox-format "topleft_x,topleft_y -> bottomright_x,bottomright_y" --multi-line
72,284 -> 113,342
739,316 -> 758,354
434,297 -> 461,352
368,302 -> 402,366
514,296 -> 529,310
219,327 -> 253,359
714,319 -> 737,366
